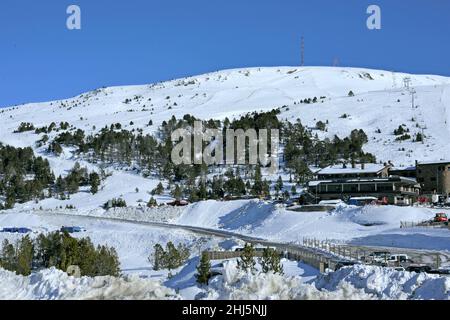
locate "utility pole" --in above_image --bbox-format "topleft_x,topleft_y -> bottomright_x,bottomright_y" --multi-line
392,71 -> 397,89
411,89 -> 416,109
301,36 -> 305,66
421,126 -> 425,144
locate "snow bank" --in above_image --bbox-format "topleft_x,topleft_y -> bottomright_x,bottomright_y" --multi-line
0,267 -> 178,300
197,260 -> 375,300
197,262 -> 450,300
53,205 -> 185,224
314,265 -> 450,300
2,263 -> 449,300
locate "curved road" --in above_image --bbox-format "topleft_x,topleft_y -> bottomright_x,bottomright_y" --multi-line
38,211 -> 450,268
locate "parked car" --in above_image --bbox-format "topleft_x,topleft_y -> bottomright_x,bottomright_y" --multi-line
406,265 -> 432,273
1,227 -> 32,234
393,267 -> 406,272
348,197 -> 378,207
387,254 -> 410,264
60,226 -> 86,233
434,213 -> 448,223
334,260 -> 358,271
233,245 -> 276,252
367,251 -> 391,263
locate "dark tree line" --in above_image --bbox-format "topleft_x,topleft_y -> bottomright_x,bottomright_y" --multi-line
22,110 -> 378,205
0,144 -> 54,209
283,119 -> 375,182
0,232 -> 120,277
0,144 -> 102,209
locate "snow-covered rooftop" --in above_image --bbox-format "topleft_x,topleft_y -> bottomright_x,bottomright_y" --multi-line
390,166 -> 416,171
317,163 -> 386,175
417,160 -> 450,166
309,176 -> 418,185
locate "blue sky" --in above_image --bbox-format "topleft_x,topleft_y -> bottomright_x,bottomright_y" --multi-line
0,0 -> 449,107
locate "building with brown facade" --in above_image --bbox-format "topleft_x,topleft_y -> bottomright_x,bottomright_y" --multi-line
416,160 -> 450,195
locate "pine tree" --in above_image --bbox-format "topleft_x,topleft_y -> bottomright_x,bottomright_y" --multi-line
172,184 -> 182,201
196,251 -> 212,285
290,185 -> 297,196
177,243 -> 190,264
93,245 -> 120,277
261,247 -> 284,275
89,172 -> 100,194
0,239 -> 16,271
237,243 -> 256,273
155,182 -> 164,195
166,242 -> 179,270
16,236 -> 34,276
275,176 -> 283,197
151,244 -> 165,271
262,179 -> 271,198
251,165 -> 263,196
188,187 -> 199,203
415,132 -> 423,142
198,180 -> 208,200
147,197 -> 158,207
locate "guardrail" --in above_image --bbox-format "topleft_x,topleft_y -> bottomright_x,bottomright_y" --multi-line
206,241 -> 354,273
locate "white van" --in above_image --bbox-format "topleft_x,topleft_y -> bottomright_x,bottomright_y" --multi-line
388,254 -> 409,263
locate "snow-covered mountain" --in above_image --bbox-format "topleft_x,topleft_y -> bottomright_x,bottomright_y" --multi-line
2,66 -> 450,168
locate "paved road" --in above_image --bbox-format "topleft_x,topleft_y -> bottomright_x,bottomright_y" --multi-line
38,211 -> 450,269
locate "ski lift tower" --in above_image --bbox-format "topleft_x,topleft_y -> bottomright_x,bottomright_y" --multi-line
403,77 -> 412,91
301,36 -> 305,66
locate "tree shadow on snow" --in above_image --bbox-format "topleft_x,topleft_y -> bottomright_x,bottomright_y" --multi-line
164,257 -> 200,290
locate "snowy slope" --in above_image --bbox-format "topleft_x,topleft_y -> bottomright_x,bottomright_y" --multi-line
1,66 -> 450,211
2,66 -> 450,168
2,66 -> 450,251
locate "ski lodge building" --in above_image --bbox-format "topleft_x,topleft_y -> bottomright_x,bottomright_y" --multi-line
308,163 -> 421,205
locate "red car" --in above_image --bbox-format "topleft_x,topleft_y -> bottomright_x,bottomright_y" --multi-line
434,213 -> 448,223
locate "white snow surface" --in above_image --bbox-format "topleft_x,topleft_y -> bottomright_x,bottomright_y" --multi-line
314,264 -> 450,300
2,262 -> 448,300
0,267 -> 178,300
202,261 -> 450,300
2,66 -> 450,211
2,66 -> 450,168
175,199 -> 450,251
2,66 -> 450,299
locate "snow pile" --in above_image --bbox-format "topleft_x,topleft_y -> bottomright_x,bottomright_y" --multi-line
0,267 -> 179,300
47,205 -> 185,224
2,263 -> 449,300
178,200 -> 274,230
314,265 -> 450,300
339,205 -> 435,227
198,262 -> 450,300
197,260 -> 375,300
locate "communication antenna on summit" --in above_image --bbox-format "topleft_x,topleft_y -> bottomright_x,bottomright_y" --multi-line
333,57 -> 340,67
301,36 -> 305,66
